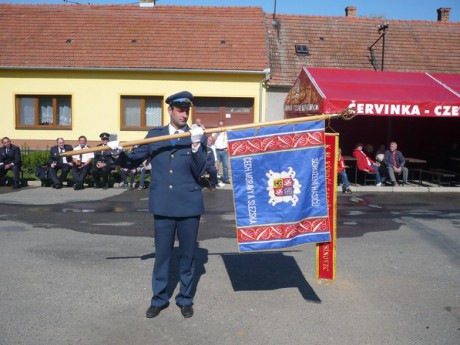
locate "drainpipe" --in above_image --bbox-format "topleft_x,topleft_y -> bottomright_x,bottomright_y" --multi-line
259,68 -> 271,123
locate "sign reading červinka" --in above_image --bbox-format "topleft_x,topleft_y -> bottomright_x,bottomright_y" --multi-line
228,121 -> 331,252
346,101 -> 459,116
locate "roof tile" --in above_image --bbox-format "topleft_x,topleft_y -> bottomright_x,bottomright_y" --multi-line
265,14 -> 460,86
0,4 -> 268,71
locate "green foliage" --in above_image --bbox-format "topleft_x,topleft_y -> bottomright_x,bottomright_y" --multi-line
20,147 -> 49,172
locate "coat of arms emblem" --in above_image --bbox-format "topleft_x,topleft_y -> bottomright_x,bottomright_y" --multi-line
266,167 -> 301,206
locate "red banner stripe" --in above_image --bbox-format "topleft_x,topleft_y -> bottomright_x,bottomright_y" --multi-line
229,131 -> 324,156
237,217 -> 329,242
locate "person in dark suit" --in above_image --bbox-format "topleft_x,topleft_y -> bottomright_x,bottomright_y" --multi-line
92,132 -> 115,189
0,137 -> 21,189
48,137 -> 73,189
110,91 -> 206,319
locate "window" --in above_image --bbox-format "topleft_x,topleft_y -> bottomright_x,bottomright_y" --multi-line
16,95 -> 72,129
226,99 -> 252,113
194,98 -> 253,115
193,97 -> 254,127
295,44 -> 309,55
121,96 -> 163,130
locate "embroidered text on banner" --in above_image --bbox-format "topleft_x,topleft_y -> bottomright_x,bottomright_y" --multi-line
228,120 -> 331,252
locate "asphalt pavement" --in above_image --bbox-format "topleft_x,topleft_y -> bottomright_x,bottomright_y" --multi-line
0,183 -> 459,345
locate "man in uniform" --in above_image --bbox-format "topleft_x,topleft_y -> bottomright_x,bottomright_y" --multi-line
0,137 -> 21,189
48,137 -> 73,189
92,132 -> 115,189
110,91 -> 206,319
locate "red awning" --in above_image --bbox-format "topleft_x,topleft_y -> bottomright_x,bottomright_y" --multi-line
284,68 -> 460,118
431,72 -> 460,94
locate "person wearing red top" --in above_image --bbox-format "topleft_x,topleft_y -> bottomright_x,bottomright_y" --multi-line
352,143 -> 382,186
337,148 -> 352,194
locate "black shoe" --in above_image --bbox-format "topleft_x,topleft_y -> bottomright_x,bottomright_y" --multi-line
55,183 -> 63,189
223,180 -> 231,184
73,183 -> 84,190
146,302 -> 169,318
177,304 -> 194,318
41,180 -> 46,187
344,188 -> 352,194
12,183 -> 21,189
390,181 -> 396,186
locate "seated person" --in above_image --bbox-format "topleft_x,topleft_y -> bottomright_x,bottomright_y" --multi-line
375,144 -> 386,164
338,148 -> 352,194
353,142 -> 382,186
120,167 -> 138,189
120,145 -> 141,189
72,135 -> 94,190
48,137 -> 73,189
92,132 -> 116,189
0,137 -> 21,189
204,136 -> 218,191
137,158 -> 151,191
364,143 -> 374,157
384,141 -> 409,186
35,164 -> 49,187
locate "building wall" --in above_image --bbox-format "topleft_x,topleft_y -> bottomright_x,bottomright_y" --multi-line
266,86 -> 290,122
0,69 -> 266,149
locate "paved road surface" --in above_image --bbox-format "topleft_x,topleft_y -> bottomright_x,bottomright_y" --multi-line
0,186 -> 459,345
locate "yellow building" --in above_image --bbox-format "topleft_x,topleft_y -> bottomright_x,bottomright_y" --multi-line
0,4 -> 269,149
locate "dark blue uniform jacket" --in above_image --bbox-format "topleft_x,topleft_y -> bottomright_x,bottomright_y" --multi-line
119,126 -> 207,217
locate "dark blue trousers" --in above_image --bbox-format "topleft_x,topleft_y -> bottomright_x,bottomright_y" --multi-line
151,215 -> 200,307
72,164 -> 91,185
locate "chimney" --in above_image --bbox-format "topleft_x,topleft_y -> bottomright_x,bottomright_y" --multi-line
139,0 -> 155,8
437,8 -> 451,22
345,6 -> 357,18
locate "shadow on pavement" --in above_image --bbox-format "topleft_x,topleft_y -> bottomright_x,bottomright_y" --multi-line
106,245 -> 209,302
221,251 -> 321,303
106,247 -> 320,303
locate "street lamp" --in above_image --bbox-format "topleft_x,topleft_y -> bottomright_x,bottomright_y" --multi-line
369,22 -> 389,71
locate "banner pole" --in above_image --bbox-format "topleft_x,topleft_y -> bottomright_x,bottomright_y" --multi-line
60,112 -> 351,157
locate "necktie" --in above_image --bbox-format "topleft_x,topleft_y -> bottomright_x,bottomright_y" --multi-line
60,148 -> 66,163
171,131 -> 179,146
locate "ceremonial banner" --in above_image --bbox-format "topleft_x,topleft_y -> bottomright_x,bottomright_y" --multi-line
316,134 -> 338,280
228,121 -> 331,252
